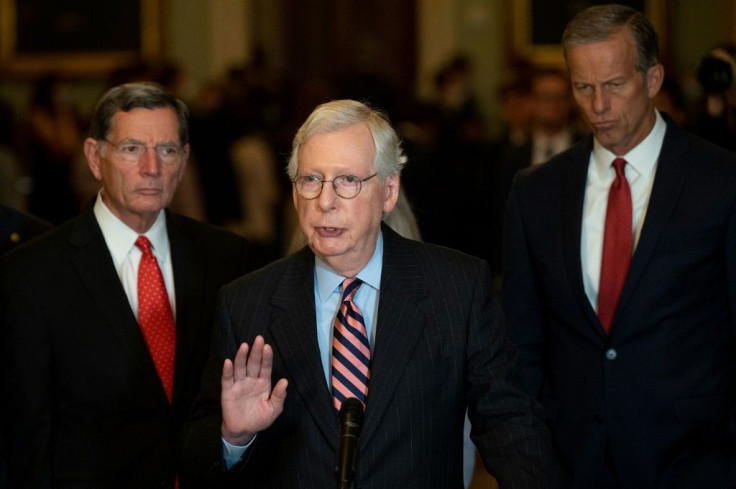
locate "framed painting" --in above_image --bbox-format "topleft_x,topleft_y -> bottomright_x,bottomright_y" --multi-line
510,0 -> 667,66
0,0 -> 162,76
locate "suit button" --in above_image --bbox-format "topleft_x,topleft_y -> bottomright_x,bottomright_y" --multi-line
605,348 -> 617,361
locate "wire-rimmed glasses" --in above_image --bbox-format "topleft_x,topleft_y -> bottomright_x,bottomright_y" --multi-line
293,173 -> 377,199
104,139 -> 185,164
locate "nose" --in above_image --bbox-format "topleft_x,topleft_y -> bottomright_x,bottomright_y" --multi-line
139,147 -> 161,175
592,87 -> 609,114
316,181 -> 338,210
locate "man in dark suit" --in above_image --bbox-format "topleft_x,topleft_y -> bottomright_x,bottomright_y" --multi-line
178,100 -> 550,488
503,5 -> 736,488
491,67 -> 585,282
0,83 -> 260,488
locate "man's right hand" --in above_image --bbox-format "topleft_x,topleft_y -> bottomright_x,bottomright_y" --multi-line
220,335 -> 288,446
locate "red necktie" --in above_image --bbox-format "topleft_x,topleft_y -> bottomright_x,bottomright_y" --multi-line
598,158 -> 632,334
135,236 -> 176,403
331,278 -> 370,413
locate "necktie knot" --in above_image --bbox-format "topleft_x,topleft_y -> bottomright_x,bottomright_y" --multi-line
135,235 -> 153,255
612,157 -> 627,176
341,277 -> 362,303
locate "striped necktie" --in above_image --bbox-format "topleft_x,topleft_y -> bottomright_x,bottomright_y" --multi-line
331,278 -> 370,413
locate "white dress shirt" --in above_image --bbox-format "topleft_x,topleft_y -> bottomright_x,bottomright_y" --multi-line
531,128 -> 575,166
581,111 -> 666,311
93,194 -> 176,319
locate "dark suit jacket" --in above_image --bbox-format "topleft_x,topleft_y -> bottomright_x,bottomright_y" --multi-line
503,115 -> 736,488
491,130 -> 586,279
179,224 -> 550,488
0,205 -> 259,489
0,205 -> 51,489
0,205 -> 52,255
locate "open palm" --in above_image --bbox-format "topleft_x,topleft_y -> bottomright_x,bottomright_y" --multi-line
221,335 -> 288,446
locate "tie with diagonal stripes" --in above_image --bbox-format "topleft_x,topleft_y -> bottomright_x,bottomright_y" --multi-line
331,277 -> 370,414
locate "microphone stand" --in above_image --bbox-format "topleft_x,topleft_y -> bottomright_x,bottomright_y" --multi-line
335,398 -> 364,489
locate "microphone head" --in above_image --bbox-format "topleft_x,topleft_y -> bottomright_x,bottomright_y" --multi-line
338,397 -> 364,433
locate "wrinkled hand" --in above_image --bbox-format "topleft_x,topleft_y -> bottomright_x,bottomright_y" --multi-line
221,335 -> 288,445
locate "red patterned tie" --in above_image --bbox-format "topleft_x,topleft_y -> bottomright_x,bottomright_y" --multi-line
331,278 -> 370,413
598,158 -> 632,334
135,236 -> 176,403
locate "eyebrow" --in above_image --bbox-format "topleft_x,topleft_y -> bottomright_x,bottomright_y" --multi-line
115,138 -> 179,146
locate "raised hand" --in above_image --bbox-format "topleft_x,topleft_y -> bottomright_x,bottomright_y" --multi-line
220,335 -> 288,445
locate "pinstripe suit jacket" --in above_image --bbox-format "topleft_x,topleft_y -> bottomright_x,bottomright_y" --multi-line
179,224 -> 550,488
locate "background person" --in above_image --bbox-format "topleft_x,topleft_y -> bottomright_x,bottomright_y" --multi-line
1,82 -> 262,488
503,5 -> 736,487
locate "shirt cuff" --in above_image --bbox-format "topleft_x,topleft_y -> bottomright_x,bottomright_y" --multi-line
222,434 -> 256,470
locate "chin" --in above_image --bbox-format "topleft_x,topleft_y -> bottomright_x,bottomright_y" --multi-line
312,244 -> 344,259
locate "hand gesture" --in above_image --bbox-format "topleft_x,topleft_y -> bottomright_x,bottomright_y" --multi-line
220,335 -> 288,445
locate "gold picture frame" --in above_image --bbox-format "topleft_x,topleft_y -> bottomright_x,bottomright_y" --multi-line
0,0 -> 162,76
510,0 -> 667,67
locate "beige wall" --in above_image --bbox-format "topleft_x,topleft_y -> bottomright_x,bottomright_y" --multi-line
166,0 -> 253,83
416,0 -> 505,134
1,1 -> 734,132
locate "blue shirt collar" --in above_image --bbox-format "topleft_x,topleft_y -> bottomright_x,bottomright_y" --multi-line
315,231 -> 383,303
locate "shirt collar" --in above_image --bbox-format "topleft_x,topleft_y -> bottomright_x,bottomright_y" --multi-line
533,128 -> 572,147
592,110 -> 666,181
316,231 -> 383,303
93,192 -> 170,268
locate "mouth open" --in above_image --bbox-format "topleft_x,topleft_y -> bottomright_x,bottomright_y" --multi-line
317,226 -> 343,237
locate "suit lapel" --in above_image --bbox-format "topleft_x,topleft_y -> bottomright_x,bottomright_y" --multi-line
167,214 -> 205,405
614,120 -> 692,326
267,249 -> 340,449
69,208 -> 165,398
359,225 -> 430,446
560,140 -> 607,341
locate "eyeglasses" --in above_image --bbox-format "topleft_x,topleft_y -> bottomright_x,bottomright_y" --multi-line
103,139 -> 185,164
293,173 -> 377,199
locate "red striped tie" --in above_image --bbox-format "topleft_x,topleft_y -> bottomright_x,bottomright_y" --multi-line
331,278 -> 370,413
598,158 -> 632,334
135,236 -> 176,403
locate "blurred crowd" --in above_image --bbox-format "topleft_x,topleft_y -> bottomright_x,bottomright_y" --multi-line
2,45 -> 735,272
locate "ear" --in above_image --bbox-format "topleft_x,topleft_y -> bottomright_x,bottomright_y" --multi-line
84,138 -> 103,181
646,63 -> 665,98
176,143 -> 191,184
382,174 -> 400,214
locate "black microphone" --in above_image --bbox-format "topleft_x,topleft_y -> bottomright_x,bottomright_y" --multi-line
335,397 -> 364,489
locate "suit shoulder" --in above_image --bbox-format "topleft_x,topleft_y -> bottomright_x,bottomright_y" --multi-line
682,129 -> 736,167
1,219 -> 73,261
388,231 -> 490,277
168,213 -> 249,245
0,221 -> 78,286
516,138 -> 590,186
222,250 -> 307,292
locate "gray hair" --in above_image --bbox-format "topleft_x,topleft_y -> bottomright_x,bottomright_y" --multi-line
89,82 -> 190,144
286,99 -> 407,181
562,4 -> 660,76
